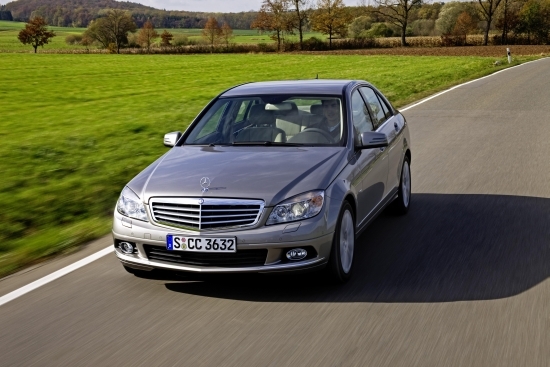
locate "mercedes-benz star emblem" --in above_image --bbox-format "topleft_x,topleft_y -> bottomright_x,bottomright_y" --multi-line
200,177 -> 211,192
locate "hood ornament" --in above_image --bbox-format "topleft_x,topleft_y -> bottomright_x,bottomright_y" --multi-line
200,177 -> 211,193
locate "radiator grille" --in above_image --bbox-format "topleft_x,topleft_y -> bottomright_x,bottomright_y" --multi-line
150,198 -> 264,231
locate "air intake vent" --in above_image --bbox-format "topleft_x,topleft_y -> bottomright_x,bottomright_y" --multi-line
144,245 -> 268,267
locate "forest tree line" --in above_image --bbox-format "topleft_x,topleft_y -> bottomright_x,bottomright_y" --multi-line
4,0 -> 550,48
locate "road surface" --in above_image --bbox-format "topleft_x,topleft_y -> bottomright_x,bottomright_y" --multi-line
1,58 -> 549,367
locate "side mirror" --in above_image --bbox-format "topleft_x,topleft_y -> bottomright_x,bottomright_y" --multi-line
164,131 -> 182,147
357,131 -> 388,149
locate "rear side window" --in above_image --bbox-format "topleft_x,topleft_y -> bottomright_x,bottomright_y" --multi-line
360,87 -> 387,129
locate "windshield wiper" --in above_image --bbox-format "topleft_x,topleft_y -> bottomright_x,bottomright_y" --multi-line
231,141 -> 304,146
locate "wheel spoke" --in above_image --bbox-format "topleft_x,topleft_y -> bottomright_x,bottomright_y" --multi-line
402,161 -> 411,207
339,210 -> 354,273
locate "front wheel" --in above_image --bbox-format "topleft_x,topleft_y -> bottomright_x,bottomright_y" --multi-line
393,156 -> 411,215
327,202 -> 356,283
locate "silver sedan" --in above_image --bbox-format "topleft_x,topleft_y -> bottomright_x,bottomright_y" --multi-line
113,80 -> 411,282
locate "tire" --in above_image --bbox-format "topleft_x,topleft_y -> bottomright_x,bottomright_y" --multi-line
393,155 -> 411,215
327,201 -> 356,283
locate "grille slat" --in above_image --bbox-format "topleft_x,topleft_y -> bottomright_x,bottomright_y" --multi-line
150,198 -> 264,231
154,210 -> 200,218
144,245 -> 267,267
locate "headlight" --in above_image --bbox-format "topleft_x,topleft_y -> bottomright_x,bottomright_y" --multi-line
117,187 -> 148,222
266,190 -> 324,225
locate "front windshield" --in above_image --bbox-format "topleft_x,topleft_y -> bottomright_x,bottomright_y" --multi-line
184,95 -> 345,146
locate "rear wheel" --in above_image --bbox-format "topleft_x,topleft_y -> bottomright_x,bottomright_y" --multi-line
327,202 -> 355,283
393,156 -> 411,215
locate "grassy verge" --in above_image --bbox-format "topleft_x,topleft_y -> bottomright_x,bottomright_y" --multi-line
0,53 -> 540,277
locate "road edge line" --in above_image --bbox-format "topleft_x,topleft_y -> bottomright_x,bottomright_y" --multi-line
0,246 -> 113,307
400,57 -> 548,112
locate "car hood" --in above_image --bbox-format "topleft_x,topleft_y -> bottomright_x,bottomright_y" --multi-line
128,145 -> 348,207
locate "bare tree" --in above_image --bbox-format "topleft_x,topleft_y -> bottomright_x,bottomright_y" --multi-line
202,17 -> 222,52
310,0 -> 351,48
137,20 -> 159,53
289,0 -> 311,49
251,0 -> 292,51
17,16 -> 56,53
368,0 -> 422,46
477,0 -> 503,45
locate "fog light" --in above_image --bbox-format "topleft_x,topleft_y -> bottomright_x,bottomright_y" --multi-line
286,248 -> 307,261
120,242 -> 135,254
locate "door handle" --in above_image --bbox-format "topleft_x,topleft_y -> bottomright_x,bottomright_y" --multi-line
394,122 -> 399,132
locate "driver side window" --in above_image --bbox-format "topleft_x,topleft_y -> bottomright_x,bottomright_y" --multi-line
351,90 -> 374,141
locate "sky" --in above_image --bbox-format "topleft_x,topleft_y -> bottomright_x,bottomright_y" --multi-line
121,0 -> 361,13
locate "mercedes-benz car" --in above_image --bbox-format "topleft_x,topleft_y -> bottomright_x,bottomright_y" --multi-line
113,80 -> 411,282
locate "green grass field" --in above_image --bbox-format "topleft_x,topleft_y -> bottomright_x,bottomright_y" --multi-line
0,20 -> 325,52
0,53 -> 538,277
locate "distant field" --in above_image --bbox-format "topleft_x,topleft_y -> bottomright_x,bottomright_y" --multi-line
0,20 -> 325,52
0,53 -> 539,277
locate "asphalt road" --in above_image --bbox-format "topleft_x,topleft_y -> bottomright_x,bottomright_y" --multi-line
1,58 -> 549,367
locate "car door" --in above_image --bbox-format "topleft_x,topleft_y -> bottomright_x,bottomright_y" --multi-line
350,88 -> 389,226
359,86 -> 400,197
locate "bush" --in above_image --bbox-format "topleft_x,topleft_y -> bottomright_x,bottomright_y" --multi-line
363,23 -> 394,38
65,34 -> 82,45
172,35 -> 189,46
303,37 -> 328,51
349,16 -> 373,39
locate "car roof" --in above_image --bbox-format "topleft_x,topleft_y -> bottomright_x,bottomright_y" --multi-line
221,80 -> 360,97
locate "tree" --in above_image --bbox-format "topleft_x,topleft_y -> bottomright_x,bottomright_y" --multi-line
17,17 -> 56,53
137,20 -> 159,52
515,0 -> 550,44
348,15 -> 374,39
289,0 -> 310,49
436,2 -> 479,36
477,0 -> 504,45
368,0 -> 422,46
251,0 -> 292,51
453,11 -> 478,44
84,9 -> 137,54
202,17 -> 222,52
310,0 -> 352,48
220,22 -> 234,48
160,30 -> 173,47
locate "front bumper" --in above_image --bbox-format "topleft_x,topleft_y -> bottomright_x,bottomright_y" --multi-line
113,208 -> 335,274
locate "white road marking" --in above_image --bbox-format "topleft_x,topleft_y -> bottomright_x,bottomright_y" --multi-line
0,57 -> 547,308
0,246 -> 113,307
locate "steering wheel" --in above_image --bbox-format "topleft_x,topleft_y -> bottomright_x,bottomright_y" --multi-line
300,128 -> 334,143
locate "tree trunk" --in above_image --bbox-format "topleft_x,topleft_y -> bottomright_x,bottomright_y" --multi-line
297,7 -> 303,50
33,45 -> 37,53
483,17 -> 492,45
401,22 -> 407,46
501,0 -> 508,44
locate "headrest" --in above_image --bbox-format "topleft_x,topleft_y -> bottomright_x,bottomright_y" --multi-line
248,104 -> 275,126
310,104 -> 323,116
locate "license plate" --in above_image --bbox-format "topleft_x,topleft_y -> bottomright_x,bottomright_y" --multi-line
166,235 -> 237,253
